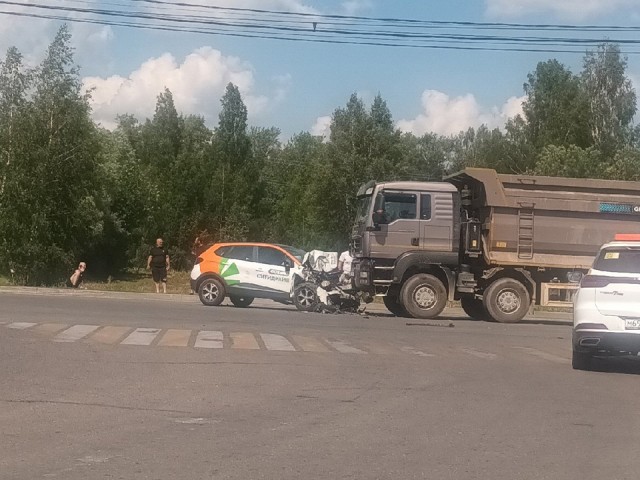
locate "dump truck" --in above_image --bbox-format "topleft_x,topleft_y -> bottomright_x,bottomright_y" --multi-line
350,168 -> 640,323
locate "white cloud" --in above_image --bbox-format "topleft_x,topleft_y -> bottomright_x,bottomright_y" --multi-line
84,47 -> 288,129
485,0 -> 637,19
397,90 -> 525,137
311,115 -> 332,139
341,0 -> 374,15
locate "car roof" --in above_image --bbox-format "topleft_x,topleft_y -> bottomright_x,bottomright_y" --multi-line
599,241 -> 640,250
209,242 -> 303,263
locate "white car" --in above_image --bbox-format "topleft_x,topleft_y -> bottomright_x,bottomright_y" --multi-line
572,235 -> 640,370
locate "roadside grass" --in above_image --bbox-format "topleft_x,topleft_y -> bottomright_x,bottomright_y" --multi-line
84,270 -> 193,295
0,275 -> 11,286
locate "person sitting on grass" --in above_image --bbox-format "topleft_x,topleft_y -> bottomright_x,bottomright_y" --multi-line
66,262 -> 87,289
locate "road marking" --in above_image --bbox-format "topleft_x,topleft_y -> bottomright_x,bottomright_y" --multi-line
54,325 -> 100,342
260,333 -> 296,351
401,346 -> 436,357
460,348 -> 497,359
32,323 -> 68,335
158,329 -> 192,347
88,326 -> 132,345
194,331 -> 223,349
230,332 -> 260,350
291,335 -> 330,353
120,328 -> 161,346
326,339 -> 367,354
512,347 -> 570,364
7,322 -> 37,330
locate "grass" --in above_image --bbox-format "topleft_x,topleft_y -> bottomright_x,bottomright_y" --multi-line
84,270 -> 193,295
0,275 -> 11,287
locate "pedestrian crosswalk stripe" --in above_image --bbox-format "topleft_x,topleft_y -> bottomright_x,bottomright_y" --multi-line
194,331 -> 223,349
230,332 -> 260,350
33,323 -> 68,335
291,335 -> 330,353
121,328 -> 161,346
261,333 -> 296,351
157,329 -> 192,347
326,339 -> 367,355
7,322 -> 37,330
88,326 -> 132,345
54,325 -> 100,342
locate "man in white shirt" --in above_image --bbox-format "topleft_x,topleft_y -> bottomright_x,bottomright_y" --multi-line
338,250 -> 353,286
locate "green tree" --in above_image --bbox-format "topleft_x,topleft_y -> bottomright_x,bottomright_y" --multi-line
534,145 -> 605,178
0,26 -> 103,284
582,43 -> 637,157
522,59 -> 591,150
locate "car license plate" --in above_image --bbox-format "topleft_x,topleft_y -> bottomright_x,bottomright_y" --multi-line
625,319 -> 640,330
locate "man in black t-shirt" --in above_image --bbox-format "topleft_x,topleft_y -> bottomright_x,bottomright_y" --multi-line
147,238 -> 170,293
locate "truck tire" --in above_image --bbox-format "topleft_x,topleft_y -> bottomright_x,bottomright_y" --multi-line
460,296 -> 488,321
198,277 -> 226,306
230,295 -> 254,308
483,278 -> 530,323
293,283 -> 318,312
383,295 -> 407,317
400,274 -> 447,319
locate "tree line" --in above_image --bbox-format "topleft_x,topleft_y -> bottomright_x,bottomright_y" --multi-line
0,26 -> 638,285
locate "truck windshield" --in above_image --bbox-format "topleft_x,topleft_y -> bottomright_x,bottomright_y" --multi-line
356,196 -> 372,224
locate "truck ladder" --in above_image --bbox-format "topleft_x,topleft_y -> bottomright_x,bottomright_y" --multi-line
517,207 -> 535,260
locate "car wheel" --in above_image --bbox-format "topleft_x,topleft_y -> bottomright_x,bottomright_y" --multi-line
483,278 -> 530,323
198,277 -> 225,306
293,283 -> 318,312
572,350 -> 593,371
383,295 -> 407,317
400,274 -> 447,319
460,296 -> 488,321
230,295 -> 254,308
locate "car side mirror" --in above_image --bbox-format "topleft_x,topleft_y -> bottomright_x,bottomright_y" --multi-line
283,259 -> 293,272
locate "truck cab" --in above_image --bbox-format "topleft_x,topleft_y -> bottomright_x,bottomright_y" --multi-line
351,180 -> 463,319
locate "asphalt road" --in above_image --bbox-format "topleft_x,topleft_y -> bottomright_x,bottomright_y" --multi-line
1,290 -> 640,480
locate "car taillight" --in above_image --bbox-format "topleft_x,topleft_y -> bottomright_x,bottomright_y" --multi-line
580,275 -> 611,288
195,257 -> 204,265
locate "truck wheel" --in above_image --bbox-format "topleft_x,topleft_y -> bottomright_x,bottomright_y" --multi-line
572,350 -> 593,371
460,296 -> 488,321
400,274 -> 447,319
293,283 -> 318,312
198,277 -> 226,306
383,295 -> 407,317
230,296 -> 254,308
483,278 -> 530,323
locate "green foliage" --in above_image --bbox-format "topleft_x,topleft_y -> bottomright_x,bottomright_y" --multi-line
0,31 -> 639,285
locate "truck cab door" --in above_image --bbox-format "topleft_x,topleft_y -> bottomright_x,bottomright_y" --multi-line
369,191 -> 420,260
420,193 -> 454,252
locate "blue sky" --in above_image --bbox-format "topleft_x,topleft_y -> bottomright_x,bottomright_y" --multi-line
1,0 -> 639,138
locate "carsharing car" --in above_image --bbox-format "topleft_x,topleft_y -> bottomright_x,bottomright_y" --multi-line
572,234 -> 640,370
191,242 -> 305,308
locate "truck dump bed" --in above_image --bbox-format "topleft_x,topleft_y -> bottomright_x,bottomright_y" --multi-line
446,168 -> 640,269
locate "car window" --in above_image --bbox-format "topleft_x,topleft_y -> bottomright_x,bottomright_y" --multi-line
276,245 -> 305,262
225,246 -> 255,262
215,246 -> 231,257
593,248 -> 640,273
257,247 -> 288,266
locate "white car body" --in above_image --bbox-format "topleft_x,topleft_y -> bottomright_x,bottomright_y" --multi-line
572,239 -> 640,369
